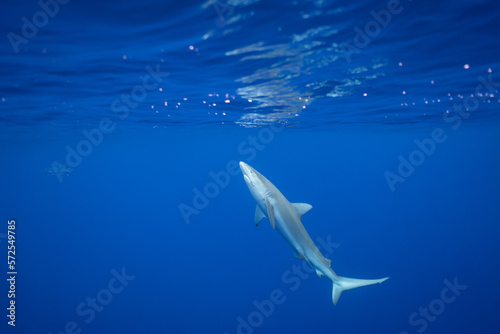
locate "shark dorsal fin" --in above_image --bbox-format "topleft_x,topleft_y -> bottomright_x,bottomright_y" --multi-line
292,203 -> 313,217
264,198 -> 276,229
254,206 -> 266,226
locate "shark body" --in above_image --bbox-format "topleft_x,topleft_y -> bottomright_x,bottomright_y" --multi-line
239,161 -> 389,305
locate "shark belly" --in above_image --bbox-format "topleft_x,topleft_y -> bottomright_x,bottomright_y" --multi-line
275,210 -> 335,279
271,200 -> 319,262
269,199 -> 303,249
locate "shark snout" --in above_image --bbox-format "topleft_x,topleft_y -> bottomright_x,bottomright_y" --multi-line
240,161 -> 256,187
239,161 -> 251,175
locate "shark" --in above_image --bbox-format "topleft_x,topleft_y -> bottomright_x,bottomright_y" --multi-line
239,161 -> 389,305
41,165 -> 71,176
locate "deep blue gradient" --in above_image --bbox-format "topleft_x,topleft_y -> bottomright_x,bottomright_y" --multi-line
1,1 -> 499,333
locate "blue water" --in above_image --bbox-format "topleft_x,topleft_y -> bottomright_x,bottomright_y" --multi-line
1,0 -> 500,333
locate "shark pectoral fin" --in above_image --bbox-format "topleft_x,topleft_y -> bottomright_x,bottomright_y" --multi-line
293,250 -> 301,260
292,203 -> 313,217
254,206 -> 266,226
293,250 -> 306,260
264,198 -> 276,229
315,269 -> 323,278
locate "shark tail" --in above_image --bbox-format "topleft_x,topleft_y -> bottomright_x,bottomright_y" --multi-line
332,276 -> 389,306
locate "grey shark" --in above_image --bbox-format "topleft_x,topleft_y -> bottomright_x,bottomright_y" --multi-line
239,161 -> 389,305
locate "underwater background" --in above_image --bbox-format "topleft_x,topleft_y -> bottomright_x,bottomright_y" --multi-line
1,0 -> 500,333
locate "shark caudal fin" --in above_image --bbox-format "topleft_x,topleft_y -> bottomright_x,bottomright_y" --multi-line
332,276 -> 389,306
